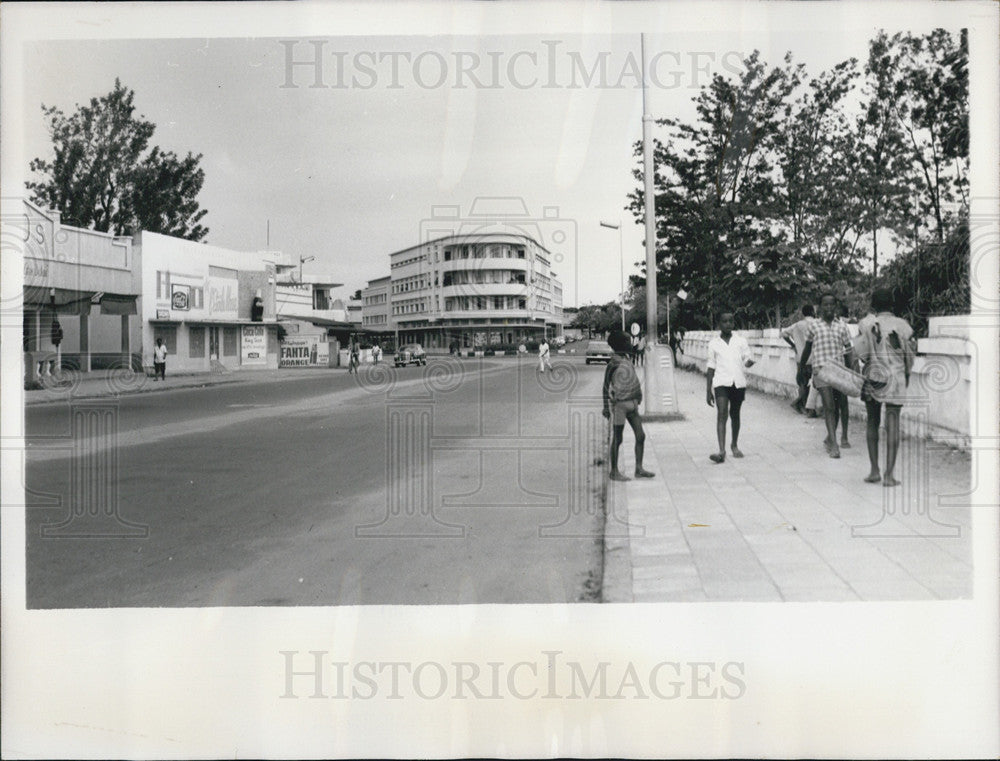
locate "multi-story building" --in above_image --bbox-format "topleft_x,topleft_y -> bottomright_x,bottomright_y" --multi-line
361,276 -> 390,333
363,233 -> 563,350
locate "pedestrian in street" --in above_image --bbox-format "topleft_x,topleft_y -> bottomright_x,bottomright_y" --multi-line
348,341 -> 360,374
705,312 -> 755,463
537,338 -> 552,373
781,304 -> 816,414
636,333 -> 646,367
372,342 -> 382,365
603,329 -> 654,481
798,293 -> 855,458
854,288 -> 915,487
153,338 -> 168,381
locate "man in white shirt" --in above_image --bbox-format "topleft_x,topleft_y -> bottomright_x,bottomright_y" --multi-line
706,312 -> 755,463
537,339 -> 551,373
153,338 -> 168,381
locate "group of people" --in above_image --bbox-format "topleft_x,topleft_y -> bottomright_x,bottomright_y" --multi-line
601,288 -> 916,488
779,289 -> 915,485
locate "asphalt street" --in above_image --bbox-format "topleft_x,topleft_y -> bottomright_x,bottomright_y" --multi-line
25,357 -> 608,607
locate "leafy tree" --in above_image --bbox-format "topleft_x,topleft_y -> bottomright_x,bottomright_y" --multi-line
27,79 -> 208,240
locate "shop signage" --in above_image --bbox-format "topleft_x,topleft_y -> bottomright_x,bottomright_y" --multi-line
171,284 -> 190,311
156,309 -> 169,320
241,324 -> 267,365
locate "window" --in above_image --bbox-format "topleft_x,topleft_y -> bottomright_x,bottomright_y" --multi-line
188,327 -> 205,358
156,271 -> 170,299
154,325 -> 177,353
191,287 -> 204,309
493,296 -> 504,310
518,298 -> 526,310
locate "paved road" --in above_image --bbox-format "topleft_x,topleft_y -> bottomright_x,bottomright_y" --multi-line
24,357 -> 608,607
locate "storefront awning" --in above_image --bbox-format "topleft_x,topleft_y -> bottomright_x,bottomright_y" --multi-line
23,286 -> 138,315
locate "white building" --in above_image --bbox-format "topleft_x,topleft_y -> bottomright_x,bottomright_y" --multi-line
363,232 -> 563,350
137,232 -> 280,373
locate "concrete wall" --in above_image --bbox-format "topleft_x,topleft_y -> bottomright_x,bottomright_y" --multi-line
677,316 -> 973,447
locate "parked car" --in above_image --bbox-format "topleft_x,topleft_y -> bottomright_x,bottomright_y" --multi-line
585,340 -> 613,364
394,343 -> 426,367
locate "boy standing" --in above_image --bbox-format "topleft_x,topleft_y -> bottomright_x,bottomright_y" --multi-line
781,304 -> 815,413
705,312 -> 755,463
798,294 -> 855,458
854,288 -> 915,487
602,329 -> 654,481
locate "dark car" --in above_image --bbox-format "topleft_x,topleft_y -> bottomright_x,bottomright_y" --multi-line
585,340 -> 613,364
394,343 -> 427,367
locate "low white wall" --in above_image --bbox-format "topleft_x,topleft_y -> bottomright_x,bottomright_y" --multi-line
677,316 -> 973,447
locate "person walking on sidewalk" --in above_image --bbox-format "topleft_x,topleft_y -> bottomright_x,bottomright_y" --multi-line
706,312 -> 755,463
798,293 -> 855,458
854,288 -> 915,487
602,329 -> 655,481
537,338 -> 552,373
781,304 -> 815,414
153,338 -> 168,381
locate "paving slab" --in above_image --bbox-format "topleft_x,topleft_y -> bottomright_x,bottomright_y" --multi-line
601,367 -> 973,603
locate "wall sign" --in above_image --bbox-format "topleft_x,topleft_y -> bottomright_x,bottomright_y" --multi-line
171,284 -> 190,311
241,324 -> 267,365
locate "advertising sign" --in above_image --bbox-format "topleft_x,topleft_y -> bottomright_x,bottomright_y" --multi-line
241,324 -> 267,365
207,266 -> 239,319
280,336 -> 329,367
171,284 -> 190,311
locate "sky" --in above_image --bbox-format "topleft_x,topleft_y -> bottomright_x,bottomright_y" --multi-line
14,7 -> 970,307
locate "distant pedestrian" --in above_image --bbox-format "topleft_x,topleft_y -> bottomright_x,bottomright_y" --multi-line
854,288 -> 915,487
798,293 -> 855,458
153,338 -> 168,381
537,339 -> 552,373
781,304 -> 816,414
603,329 -> 654,481
348,342 -> 360,374
372,343 -> 382,365
706,312 -> 755,463
636,333 -> 647,367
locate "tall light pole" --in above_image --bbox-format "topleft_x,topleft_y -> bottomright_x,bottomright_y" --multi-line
600,220 -> 626,331
640,32 -> 680,416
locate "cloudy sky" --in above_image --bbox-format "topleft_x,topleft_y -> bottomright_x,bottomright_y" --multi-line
12,3 -> 972,306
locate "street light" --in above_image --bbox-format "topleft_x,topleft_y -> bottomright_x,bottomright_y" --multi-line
599,220 -> 626,331
298,255 -> 315,283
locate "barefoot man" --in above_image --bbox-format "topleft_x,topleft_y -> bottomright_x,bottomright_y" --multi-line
706,312 -> 755,463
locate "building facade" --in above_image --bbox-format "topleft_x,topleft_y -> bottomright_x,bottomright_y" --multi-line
18,199 -> 142,381
138,232 -> 280,373
363,233 -> 563,350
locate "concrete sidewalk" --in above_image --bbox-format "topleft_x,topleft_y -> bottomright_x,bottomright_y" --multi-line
601,367 -> 973,602
22,366 -> 347,406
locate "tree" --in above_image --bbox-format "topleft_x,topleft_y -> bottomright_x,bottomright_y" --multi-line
27,79 -> 208,240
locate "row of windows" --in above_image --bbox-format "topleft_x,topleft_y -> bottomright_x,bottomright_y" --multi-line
151,326 -> 240,358
363,314 -> 388,325
363,292 -> 387,305
442,270 -> 526,286
442,244 -> 526,262
393,275 -> 430,294
393,301 -> 427,315
445,296 -> 529,312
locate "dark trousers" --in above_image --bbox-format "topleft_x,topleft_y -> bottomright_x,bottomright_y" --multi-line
154,361 -> 166,380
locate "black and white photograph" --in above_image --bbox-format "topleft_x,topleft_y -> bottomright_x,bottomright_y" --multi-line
2,1 -> 998,758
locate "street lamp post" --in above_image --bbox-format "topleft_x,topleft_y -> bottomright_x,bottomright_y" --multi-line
599,220 -> 626,331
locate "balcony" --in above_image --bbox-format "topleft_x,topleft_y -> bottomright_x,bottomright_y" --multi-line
440,283 -> 528,299
439,257 -> 529,274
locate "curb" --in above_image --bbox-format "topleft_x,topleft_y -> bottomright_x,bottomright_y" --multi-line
599,421 -> 634,603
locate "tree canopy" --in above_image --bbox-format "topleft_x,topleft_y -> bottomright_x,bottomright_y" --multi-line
627,28 -> 969,334
27,79 -> 209,241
